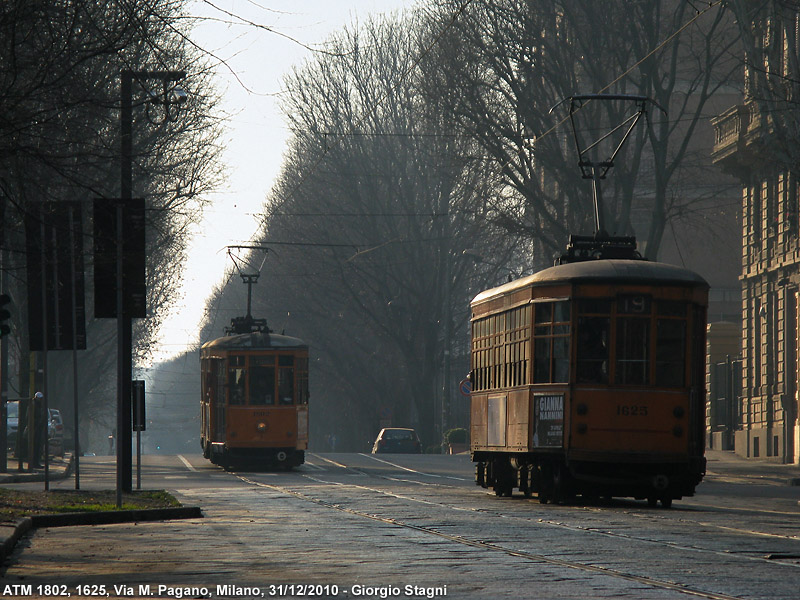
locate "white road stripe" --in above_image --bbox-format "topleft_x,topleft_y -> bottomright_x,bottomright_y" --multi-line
177,454 -> 196,472
359,453 -> 469,481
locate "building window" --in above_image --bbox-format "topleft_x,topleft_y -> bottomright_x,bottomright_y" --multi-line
785,173 -> 798,236
754,297 -> 762,391
764,179 -> 776,239
749,185 -> 761,244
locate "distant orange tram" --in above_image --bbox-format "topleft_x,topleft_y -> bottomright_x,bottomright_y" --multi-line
200,313 -> 309,469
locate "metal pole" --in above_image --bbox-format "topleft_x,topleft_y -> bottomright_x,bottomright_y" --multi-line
118,71 -> 132,506
116,202 -> 124,508
116,69 -> 184,497
439,191 -> 452,441
0,240 -> 8,472
69,207 -> 80,489
39,215 -> 49,490
136,430 -> 141,490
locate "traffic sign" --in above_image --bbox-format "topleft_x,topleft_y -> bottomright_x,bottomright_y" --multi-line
459,378 -> 472,397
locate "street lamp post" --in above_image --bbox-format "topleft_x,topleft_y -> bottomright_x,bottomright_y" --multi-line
117,69 -> 185,506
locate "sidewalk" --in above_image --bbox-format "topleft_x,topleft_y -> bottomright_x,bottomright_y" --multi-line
0,453 -> 200,565
0,453 -> 73,484
0,453 -> 75,564
704,448 -> 800,486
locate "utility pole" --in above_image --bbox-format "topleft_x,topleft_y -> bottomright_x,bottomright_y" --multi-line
115,69 -> 185,506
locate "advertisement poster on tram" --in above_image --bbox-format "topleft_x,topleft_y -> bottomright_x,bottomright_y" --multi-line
533,394 -> 564,448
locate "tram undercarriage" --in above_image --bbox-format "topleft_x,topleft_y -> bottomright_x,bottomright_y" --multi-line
205,441 -> 305,470
473,452 -> 706,508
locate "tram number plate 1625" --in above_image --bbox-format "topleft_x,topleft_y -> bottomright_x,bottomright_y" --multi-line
616,404 -> 648,416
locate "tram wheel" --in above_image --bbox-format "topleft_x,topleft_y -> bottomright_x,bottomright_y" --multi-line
660,497 -> 673,509
647,497 -> 658,508
494,485 -> 510,497
551,464 -> 573,504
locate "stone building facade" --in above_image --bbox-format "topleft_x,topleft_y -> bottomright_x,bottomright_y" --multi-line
711,4 -> 800,463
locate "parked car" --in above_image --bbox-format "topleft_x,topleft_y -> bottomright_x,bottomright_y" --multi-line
371,427 -> 422,454
6,400 -> 19,451
48,408 -> 65,457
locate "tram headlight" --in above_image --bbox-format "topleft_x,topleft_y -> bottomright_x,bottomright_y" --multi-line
257,422 -> 267,432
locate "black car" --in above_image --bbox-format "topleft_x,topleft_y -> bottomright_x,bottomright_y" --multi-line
6,400 -> 18,450
48,408 -> 65,457
371,428 -> 422,454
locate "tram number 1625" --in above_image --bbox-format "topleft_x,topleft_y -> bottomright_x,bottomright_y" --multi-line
616,404 -> 649,416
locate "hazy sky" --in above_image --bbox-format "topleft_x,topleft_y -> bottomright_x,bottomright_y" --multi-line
153,1 -> 414,361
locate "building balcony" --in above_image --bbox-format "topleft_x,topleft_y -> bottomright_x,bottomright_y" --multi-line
711,102 -> 764,176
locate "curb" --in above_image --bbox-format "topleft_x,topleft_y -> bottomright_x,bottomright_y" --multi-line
0,506 -> 202,564
30,506 -> 203,527
0,517 -> 32,565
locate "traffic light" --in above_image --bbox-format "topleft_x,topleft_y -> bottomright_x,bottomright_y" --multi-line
0,293 -> 11,337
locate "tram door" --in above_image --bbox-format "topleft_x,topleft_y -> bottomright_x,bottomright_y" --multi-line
212,358 -> 226,441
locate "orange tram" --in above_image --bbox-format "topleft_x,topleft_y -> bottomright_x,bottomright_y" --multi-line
200,315 -> 309,469
469,236 -> 708,507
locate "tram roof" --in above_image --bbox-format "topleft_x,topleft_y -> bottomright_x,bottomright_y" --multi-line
471,259 -> 708,306
201,331 -> 307,351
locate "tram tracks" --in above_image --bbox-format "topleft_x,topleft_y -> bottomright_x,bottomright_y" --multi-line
309,452 -> 800,545
233,468 -> 795,600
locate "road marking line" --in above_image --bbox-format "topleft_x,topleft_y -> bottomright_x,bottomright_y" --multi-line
177,454 -> 196,472
308,453 -> 348,469
359,453 -> 469,481
301,462 -> 325,471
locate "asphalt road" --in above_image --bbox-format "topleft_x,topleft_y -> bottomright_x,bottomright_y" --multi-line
1,451 -> 799,600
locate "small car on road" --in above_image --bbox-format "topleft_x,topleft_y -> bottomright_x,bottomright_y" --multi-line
48,408 -> 65,457
371,427 -> 422,454
6,400 -> 18,450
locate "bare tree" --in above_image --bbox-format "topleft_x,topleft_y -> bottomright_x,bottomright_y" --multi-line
0,0 -> 223,448
425,0 -> 740,262
246,14 -> 520,447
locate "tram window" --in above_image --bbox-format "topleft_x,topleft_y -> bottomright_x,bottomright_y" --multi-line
279,367 -> 294,405
576,317 -> 609,383
297,373 -> 309,405
215,359 -> 226,405
655,319 -> 686,387
228,361 -> 246,405
553,336 -> 570,382
616,318 -> 650,385
534,337 -> 551,382
296,357 -> 309,404
553,301 -> 570,323
533,300 -> 570,383
249,356 -> 275,405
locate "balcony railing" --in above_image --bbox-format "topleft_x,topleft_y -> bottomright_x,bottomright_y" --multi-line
712,105 -> 750,152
